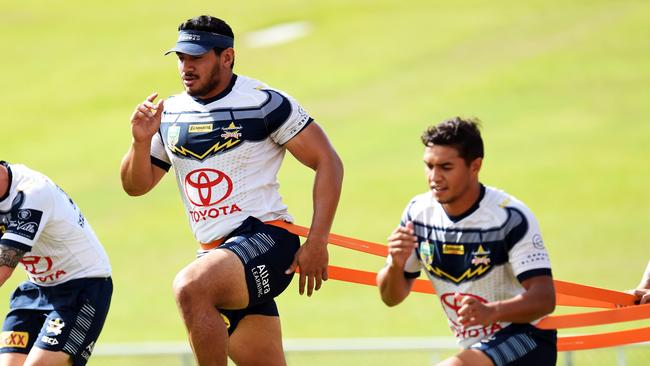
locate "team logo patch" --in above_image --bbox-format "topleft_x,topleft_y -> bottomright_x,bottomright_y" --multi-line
46,318 -> 65,336
532,234 -> 545,249
471,245 -> 491,266
443,244 -> 464,255
189,123 -> 213,133
167,124 -> 181,147
220,122 -> 242,139
184,168 -> 233,207
6,209 -> 42,240
0,331 -> 28,348
419,241 -> 435,272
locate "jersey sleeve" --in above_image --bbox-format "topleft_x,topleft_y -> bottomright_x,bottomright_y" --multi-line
0,187 -> 53,252
265,90 -> 313,145
150,131 -> 171,172
506,207 -> 552,282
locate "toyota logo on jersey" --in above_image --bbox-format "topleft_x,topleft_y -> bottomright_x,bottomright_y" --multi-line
440,292 -> 488,325
20,256 -> 54,275
184,168 -> 233,207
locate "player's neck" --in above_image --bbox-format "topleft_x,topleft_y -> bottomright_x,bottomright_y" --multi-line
199,72 -> 235,101
442,182 -> 482,219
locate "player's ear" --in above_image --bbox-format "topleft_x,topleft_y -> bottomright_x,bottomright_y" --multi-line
470,157 -> 482,175
220,48 -> 235,69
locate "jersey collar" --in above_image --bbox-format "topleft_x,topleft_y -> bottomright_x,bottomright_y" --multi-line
192,74 -> 238,105
445,184 -> 486,223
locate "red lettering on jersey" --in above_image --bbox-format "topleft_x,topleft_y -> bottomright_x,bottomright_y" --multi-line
20,256 -> 53,274
33,270 -> 67,283
189,204 -> 242,222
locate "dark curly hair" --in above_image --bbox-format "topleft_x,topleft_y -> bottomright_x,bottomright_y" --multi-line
421,117 -> 484,165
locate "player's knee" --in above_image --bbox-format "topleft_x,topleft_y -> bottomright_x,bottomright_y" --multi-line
172,269 -> 203,308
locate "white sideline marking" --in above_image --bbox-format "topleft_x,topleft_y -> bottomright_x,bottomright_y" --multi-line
243,21 -> 312,48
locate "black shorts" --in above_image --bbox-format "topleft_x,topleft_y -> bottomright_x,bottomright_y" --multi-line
0,278 -> 113,366
470,323 -> 557,366
212,216 -> 300,335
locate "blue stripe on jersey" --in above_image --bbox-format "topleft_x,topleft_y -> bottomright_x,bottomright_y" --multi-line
150,156 -> 171,172
159,90 -> 293,161
413,207 -> 528,251
412,207 -> 529,284
0,238 -> 32,252
516,268 -> 552,282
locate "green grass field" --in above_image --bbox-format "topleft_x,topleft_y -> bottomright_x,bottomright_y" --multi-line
2,0 -> 650,364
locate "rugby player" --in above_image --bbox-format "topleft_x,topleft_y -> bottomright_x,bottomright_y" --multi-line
377,118 -> 557,366
120,15 -> 343,366
0,161 -> 112,366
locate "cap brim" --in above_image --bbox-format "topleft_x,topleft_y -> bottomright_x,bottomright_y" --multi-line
164,42 -> 212,56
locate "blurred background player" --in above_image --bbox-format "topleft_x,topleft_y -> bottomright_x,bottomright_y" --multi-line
120,15 -> 343,366
376,118 -> 556,366
0,161 -> 112,366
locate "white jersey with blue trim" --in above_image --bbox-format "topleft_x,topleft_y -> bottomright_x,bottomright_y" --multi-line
0,163 -> 112,286
150,74 -> 312,244
391,185 -> 552,348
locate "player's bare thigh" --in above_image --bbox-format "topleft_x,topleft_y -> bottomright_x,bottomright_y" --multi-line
174,248 -> 249,309
0,348 -> 72,366
437,348 -> 493,366
228,315 -> 285,366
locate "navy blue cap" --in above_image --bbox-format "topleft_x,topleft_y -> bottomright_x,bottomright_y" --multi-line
164,30 -> 234,56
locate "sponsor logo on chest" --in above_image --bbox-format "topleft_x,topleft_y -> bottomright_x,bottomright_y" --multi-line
184,168 -> 243,222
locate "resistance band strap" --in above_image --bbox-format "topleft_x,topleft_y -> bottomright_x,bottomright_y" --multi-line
558,327 -> 650,351
275,222 -> 636,307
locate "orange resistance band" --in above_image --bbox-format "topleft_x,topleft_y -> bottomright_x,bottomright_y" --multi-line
276,222 -> 635,307
279,223 -> 649,350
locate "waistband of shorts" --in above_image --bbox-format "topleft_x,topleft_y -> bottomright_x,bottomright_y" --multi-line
199,220 -> 291,250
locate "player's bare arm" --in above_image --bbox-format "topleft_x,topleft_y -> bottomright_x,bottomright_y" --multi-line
0,244 -> 26,286
284,122 -> 343,296
120,93 -> 167,196
377,222 -> 418,306
457,275 -> 556,327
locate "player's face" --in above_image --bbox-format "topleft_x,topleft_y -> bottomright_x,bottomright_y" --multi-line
424,145 -> 481,210
177,51 -> 222,98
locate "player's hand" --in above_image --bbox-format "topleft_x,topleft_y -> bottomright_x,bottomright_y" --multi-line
627,288 -> 650,305
386,222 -> 418,270
130,93 -> 164,143
456,294 -> 498,327
285,238 -> 329,296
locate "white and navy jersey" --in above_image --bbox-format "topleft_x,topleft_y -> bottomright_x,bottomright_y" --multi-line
0,162 -> 111,286
150,74 -> 312,244
392,185 -> 552,348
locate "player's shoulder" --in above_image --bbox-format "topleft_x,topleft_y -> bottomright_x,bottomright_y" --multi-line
404,191 -> 434,214
9,164 -> 55,208
481,185 -> 536,220
234,75 -> 296,106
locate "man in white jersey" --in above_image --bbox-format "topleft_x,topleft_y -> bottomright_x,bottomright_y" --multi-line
0,161 -> 112,366
120,15 -> 343,366
377,118 -> 556,366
